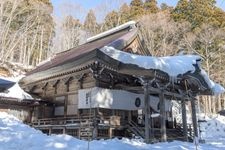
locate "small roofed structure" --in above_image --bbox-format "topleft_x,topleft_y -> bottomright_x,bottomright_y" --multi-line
0,78 -> 15,92
20,21 -> 224,142
0,77 -> 37,122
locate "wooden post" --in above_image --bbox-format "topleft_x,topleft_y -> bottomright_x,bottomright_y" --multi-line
128,111 -> 131,122
49,127 -> 52,135
191,99 -> 199,138
28,107 -> 34,123
159,90 -> 167,142
63,127 -> 66,134
144,80 -> 150,143
109,128 -> 112,139
93,108 -> 97,139
64,95 -> 68,117
181,100 -> 188,141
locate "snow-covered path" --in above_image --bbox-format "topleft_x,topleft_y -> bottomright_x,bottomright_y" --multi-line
1,112 -> 225,150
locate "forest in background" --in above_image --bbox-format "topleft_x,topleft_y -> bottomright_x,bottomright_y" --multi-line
0,0 -> 225,114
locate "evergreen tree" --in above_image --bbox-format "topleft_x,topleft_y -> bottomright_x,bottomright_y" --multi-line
172,0 -> 189,22
83,9 -> 99,36
119,3 -> 131,24
144,0 -> 159,14
213,8 -> 225,27
172,0 -> 225,29
160,3 -> 173,11
130,0 -> 144,19
103,11 -> 119,30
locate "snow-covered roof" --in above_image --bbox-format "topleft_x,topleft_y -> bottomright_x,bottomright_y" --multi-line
0,78 -> 15,92
86,21 -> 136,43
100,46 -> 224,95
0,76 -> 33,101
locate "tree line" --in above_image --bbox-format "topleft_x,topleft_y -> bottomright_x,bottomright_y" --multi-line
1,0 -> 225,114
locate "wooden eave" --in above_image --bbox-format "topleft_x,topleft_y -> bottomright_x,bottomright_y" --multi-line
20,48 -> 163,86
21,48 -> 212,96
0,96 -> 35,110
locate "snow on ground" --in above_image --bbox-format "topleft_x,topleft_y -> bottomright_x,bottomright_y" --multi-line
200,114 -> 225,139
0,76 -> 33,100
172,101 -> 193,124
100,46 -> 224,95
0,112 -> 225,150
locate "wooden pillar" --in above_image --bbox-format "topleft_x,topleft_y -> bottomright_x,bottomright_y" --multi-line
64,95 -> 68,117
63,127 -> 66,134
159,90 -> 167,142
93,108 -> 97,139
49,127 -> 52,135
28,107 -> 34,123
128,111 -> 131,122
191,99 -> 199,138
144,80 -> 150,143
181,100 -> 188,141
109,128 -> 112,139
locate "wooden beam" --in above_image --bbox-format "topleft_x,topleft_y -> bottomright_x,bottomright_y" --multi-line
144,80 -> 150,143
191,99 -> 199,138
52,80 -> 60,94
64,76 -> 74,92
42,82 -> 48,96
159,90 -> 167,142
117,85 -> 187,100
181,100 -> 188,141
78,73 -> 85,89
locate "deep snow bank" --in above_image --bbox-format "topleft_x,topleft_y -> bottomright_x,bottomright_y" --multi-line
200,114 -> 225,139
0,112 -> 225,150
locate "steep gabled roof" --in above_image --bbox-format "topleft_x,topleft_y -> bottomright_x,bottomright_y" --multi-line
27,21 -> 144,76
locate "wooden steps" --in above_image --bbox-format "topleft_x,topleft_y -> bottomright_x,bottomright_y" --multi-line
126,121 -> 194,142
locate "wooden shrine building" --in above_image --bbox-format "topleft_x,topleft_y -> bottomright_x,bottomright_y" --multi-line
19,21 -> 223,143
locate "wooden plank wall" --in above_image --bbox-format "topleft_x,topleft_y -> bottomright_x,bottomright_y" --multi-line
31,70 -> 97,118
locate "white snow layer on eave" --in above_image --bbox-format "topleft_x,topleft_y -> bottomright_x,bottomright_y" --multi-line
86,21 -> 136,43
0,76 -> 33,100
100,46 -> 225,95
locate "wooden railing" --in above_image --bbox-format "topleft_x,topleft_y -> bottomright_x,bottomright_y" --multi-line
31,115 -> 122,127
127,120 -> 145,138
32,115 -> 95,126
126,121 -> 194,141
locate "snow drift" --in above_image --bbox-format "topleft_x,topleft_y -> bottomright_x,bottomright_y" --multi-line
200,114 -> 225,139
0,112 -> 224,150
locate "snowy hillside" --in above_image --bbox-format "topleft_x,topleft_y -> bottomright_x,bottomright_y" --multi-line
0,112 -> 225,150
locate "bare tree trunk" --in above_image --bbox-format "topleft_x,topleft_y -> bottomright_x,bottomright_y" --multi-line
39,26 -> 44,64
218,95 -> 221,111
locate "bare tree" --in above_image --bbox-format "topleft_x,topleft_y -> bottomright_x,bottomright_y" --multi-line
51,15 -> 81,53
0,0 -> 54,67
139,11 -> 188,56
